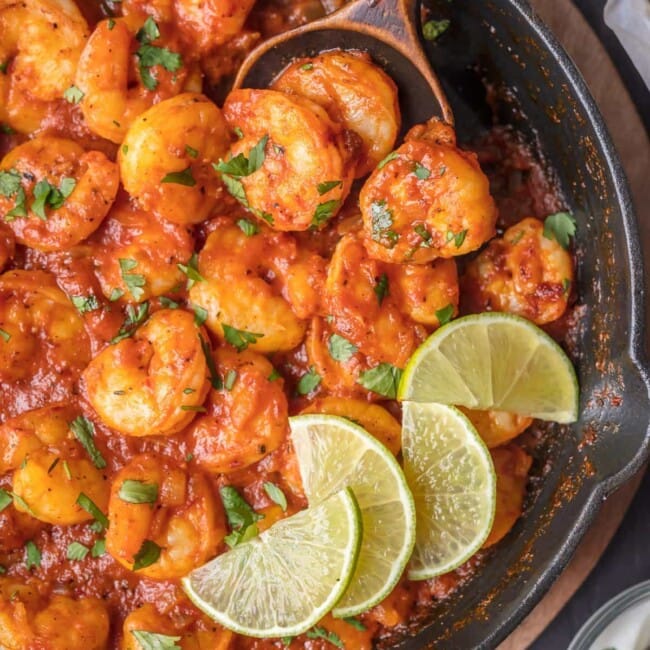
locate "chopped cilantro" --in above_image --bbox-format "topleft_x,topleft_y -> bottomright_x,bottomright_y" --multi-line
237,218 -> 259,237
118,258 -> 146,301
159,296 -> 180,309
119,479 -> 158,504
0,489 -> 12,512
91,538 -> 106,558
423,18 -> 450,41
222,323 -> 264,352
130,631 -> 181,650
414,224 -> 432,245
0,328 -> 10,342
306,626 -> 343,648
198,333 -> 221,389
357,363 -> 403,399
543,211 -> 576,249
161,167 -> 196,187
343,617 -> 366,631
67,541 -> 90,561
328,334 -> 358,362
300,62 -> 314,71
133,539 -> 161,570
263,481 -> 287,512
63,85 -> 84,104
109,288 -> 124,302
220,486 -> 264,548
377,151 -> 399,169
447,228 -> 467,248
297,366 -> 321,395
224,369 -> 237,391
30,177 -> 76,220
135,17 -> 182,91
374,273 -> 389,305
317,180 -> 343,195
177,252 -> 204,289
268,368 -> 281,382
110,302 -> 150,344
77,493 -> 109,531
185,144 -> 198,159
71,294 -> 100,314
312,199 -> 340,228
70,416 -> 107,469
25,540 -> 41,570
413,162 -> 431,179
192,303 -> 208,327
435,304 -> 454,326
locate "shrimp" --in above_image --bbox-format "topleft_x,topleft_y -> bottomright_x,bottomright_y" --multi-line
0,270 -> 91,419
301,397 -> 401,455
76,17 -> 201,143
461,217 -> 574,324
93,197 -> 194,303
119,93 -> 230,224
306,234 -> 423,395
105,454 -> 225,579
121,603 -> 234,650
189,222 -> 308,352
359,118 -> 497,264
0,402 -> 79,474
83,309 -> 210,437
0,136 -> 119,251
273,50 -> 400,177
458,407 -> 532,448
0,581 -> 109,650
188,347 -> 289,473
0,0 -> 89,134
0,222 -> 15,270
221,89 -> 356,231
386,258 -> 459,327
483,444 -> 532,548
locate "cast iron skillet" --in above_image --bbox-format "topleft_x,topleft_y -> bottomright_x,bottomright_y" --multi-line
238,0 -> 650,646
396,1 -> 650,647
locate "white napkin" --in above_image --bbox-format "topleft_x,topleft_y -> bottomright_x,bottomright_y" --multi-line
604,0 -> 650,89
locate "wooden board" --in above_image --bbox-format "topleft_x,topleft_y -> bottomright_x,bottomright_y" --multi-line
499,0 -> 650,647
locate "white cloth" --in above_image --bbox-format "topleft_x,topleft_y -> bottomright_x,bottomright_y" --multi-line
604,0 -> 650,88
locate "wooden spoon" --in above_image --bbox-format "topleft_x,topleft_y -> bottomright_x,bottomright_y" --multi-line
233,0 -> 453,130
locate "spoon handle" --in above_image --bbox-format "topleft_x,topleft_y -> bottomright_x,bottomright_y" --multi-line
321,0 -> 453,123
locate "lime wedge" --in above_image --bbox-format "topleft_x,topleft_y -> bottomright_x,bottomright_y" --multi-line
290,414 -> 416,618
401,402 -> 496,579
182,488 -> 362,638
398,312 -> 579,423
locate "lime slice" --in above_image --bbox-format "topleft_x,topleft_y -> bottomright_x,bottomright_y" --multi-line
290,414 -> 416,618
181,488 -> 362,638
398,312 -> 579,423
402,402 -> 496,579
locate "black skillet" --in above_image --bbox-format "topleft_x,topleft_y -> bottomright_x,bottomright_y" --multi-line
237,0 -> 650,646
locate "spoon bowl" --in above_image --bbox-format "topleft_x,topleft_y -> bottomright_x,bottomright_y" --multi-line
234,0 -> 453,133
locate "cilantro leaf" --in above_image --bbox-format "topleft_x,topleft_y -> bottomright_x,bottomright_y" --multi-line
136,16 -> 160,42
543,211 -> 576,249
219,486 -> 264,548
31,180 -> 54,220
447,228 -> 468,248
312,199 -> 340,228
317,180 -> 342,195
76,493 -> 109,531
306,626 -> 343,648
0,328 -> 11,342
67,541 -> 89,561
237,218 -> 259,237
435,304 -> 454,326
357,363 -> 403,399
328,334 -> 358,362
198,333 -> 222,390
70,416 -> 107,469
413,162 -> 431,179
192,303 -> 208,327
377,151 -> 399,170
215,135 -> 269,177
0,169 -> 21,197
110,302 -> 150,344
185,145 -> 198,159
423,18 -> 450,41
71,294 -> 100,314
25,540 -> 41,570
222,323 -> 264,352
161,167 -> 196,186
133,539 -> 161,570
63,85 -> 84,104
374,273 -> 389,305
224,369 -> 237,391
119,258 -> 146,301
297,366 -> 321,395
159,296 -> 180,309
131,631 -> 182,650
414,224 -> 431,245
177,252 -> 204,289
135,19 -> 182,91
91,538 -> 106,557
0,489 -> 12,512
343,617 -> 366,631
263,482 -> 287,512
370,200 -> 398,247
119,479 -> 159,505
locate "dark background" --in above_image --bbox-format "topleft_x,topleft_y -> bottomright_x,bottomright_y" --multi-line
532,3 -> 649,646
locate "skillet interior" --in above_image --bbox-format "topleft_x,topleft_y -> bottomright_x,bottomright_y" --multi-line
382,0 -> 650,647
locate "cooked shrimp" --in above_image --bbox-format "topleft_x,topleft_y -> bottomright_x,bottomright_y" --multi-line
0,402 -> 78,474
0,0 -> 89,134
360,118 -> 497,264
119,93 -> 230,224
461,217 -> 574,324
121,603 -> 234,650
301,396 -> 401,455
386,258 -> 459,327
13,446 -> 110,525
273,50 -> 400,177
221,89 -> 356,231
459,408 -> 532,448
0,136 -> 119,251
105,454 -> 225,579
83,309 -> 210,437
0,222 -> 15,270
189,223 -> 307,352
483,444 -> 532,548
189,347 -> 289,473
0,581 -> 109,650
76,17 -> 200,143
0,270 -> 91,419
93,197 -> 194,303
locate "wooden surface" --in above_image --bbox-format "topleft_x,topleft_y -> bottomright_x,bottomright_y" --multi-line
499,1 -> 650,647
